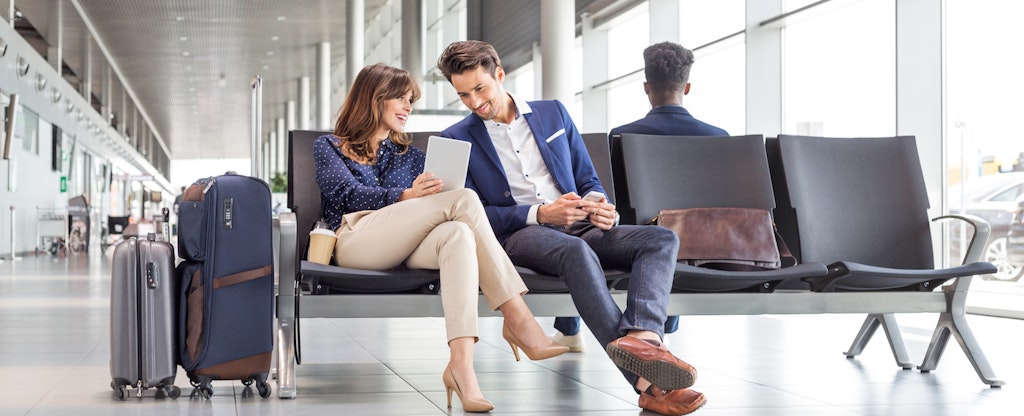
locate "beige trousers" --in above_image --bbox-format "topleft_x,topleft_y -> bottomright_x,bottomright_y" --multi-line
333,188 -> 528,341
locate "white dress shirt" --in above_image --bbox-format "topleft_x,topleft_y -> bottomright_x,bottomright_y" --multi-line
484,92 -> 563,225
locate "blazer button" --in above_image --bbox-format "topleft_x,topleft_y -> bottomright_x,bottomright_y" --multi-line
504,191 -> 511,198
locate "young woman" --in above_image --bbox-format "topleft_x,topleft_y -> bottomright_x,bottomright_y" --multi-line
314,63 -> 568,412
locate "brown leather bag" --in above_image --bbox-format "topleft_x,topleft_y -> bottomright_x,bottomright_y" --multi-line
652,207 -> 796,271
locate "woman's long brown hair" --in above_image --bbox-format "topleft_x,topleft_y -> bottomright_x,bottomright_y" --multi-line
333,63 -> 421,163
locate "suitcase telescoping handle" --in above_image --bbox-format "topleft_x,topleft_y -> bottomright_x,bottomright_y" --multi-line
162,207 -> 171,240
251,75 -> 263,179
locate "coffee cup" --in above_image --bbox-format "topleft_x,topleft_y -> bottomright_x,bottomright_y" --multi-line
308,228 -> 338,265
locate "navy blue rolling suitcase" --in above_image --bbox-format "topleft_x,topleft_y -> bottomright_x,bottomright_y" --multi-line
177,173 -> 274,398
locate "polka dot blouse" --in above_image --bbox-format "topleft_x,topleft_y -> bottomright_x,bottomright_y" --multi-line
313,134 -> 425,229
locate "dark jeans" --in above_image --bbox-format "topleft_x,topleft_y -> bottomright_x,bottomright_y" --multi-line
555,315 -> 679,335
503,222 -> 679,386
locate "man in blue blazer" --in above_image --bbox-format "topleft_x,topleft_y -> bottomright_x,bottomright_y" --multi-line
437,40 -> 705,416
563,42 -> 727,344
609,42 -> 727,139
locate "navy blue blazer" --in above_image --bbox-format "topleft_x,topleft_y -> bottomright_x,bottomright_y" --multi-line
608,105 -> 727,138
440,100 -> 605,242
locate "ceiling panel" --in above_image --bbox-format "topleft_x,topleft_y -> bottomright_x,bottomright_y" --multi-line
17,0 -> 382,160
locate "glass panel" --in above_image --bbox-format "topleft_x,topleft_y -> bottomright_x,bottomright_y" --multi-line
782,0 -> 895,137
785,0 -> 825,13
688,36 -> 746,135
607,76 -> 648,132
607,7 -> 648,80
946,0 -> 1024,307
680,0 -> 744,47
18,107 -> 40,154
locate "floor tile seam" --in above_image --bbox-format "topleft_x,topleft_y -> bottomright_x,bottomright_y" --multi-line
26,342 -> 98,413
378,362 -> 448,415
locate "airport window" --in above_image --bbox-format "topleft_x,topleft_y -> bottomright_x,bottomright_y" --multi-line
946,0 -> 1024,295
606,5 -> 648,81
18,106 -> 40,155
781,0 -> 895,137
679,0 -> 744,48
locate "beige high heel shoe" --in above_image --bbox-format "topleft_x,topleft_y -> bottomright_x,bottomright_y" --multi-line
502,322 -> 570,361
442,365 -> 494,413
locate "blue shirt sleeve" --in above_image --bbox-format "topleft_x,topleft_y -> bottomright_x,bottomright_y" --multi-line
313,135 -> 424,228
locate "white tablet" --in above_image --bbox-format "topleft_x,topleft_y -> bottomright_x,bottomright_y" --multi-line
423,136 -> 472,192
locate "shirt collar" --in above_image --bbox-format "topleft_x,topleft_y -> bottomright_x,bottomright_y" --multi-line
484,92 -> 533,128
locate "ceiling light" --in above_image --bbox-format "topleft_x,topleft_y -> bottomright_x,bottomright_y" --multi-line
266,51 -> 275,56
218,73 -> 227,88
35,72 -> 47,91
185,65 -> 192,71
271,36 -> 279,42
175,16 -> 185,21
51,86 -> 61,103
262,65 -> 270,70
65,100 -> 74,114
0,37 -> 7,57
16,55 -> 29,77
277,16 -> 286,21
182,51 -> 190,57
179,36 -> 188,42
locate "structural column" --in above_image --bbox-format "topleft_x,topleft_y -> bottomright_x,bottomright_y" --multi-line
275,118 -> 285,175
80,34 -> 92,100
102,64 -> 112,120
401,0 -> 425,109
580,13 -> 609,134
120,89 -> 127,134
285,100 -> 295,172
744,0 -> 782,137
298,77 -> 310,130
48,0 -> 63,71
648,0 -> 682,44
539,0 -> 574,105
346,0 -> 365,98
896,0 -> 943,215
317,42 -> 332,129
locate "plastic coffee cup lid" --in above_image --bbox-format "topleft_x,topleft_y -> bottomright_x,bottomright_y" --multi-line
310,228 -> 336,236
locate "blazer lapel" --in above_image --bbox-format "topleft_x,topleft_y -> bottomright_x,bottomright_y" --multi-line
523,110 -> 566,193
466,117 -> 508,178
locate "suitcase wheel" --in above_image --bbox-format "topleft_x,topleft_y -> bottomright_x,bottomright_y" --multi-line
160,385 -> 181,399
191,386 -> 213,400
256,381 -> 271,398
111,381 -> 129,401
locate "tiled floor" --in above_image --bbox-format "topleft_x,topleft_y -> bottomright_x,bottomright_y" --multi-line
1,251 -> 1022,415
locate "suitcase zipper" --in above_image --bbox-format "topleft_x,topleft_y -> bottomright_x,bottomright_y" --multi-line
134,238 -> 145,396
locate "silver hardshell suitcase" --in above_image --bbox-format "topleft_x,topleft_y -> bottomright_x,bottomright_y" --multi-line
109,235 -> 181,399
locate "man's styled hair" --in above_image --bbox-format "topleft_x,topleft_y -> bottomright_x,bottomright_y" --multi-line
643,42 -> 695,93
436,40 -> 502,82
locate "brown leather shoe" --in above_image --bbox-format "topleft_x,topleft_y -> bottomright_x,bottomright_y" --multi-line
605,336 -> 696,390
639,387 -> 706,416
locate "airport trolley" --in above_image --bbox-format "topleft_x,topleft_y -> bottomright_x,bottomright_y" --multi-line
35,206 -> 68,256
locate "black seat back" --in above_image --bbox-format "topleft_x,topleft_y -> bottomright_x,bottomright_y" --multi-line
582,133 -> 615,204
765,138 -> 802,264
617,133 -> 775,225
287,130 -> 331,263
777,135 -> 934,269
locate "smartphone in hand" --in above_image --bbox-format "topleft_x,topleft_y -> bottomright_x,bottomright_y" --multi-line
582,191 -> 605,202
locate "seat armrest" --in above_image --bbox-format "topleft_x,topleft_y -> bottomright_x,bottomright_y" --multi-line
932,214 -> 991,264
277,212 -> 298,307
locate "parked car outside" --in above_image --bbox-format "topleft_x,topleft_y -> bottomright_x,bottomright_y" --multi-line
1007,195 -> 1024,266
948,172 -> 1024,281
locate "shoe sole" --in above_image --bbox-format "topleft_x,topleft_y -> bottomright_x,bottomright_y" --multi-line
606,344 -> 695,390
